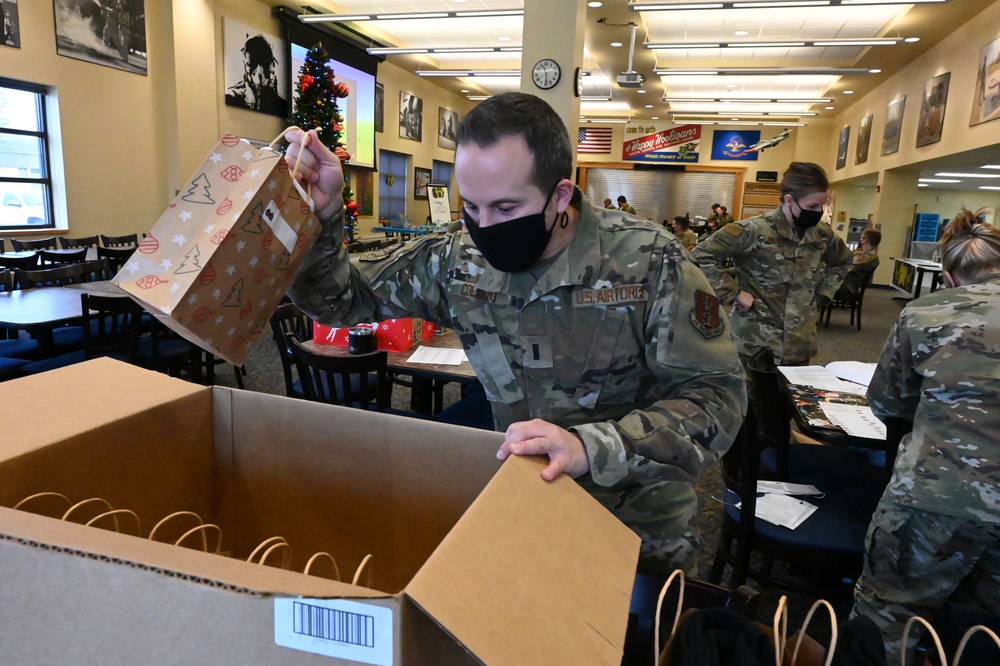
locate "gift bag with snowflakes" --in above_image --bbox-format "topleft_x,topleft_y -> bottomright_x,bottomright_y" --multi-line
113,132 -> 321,366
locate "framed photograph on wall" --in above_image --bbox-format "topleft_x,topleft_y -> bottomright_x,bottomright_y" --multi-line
53,0 -> 147,75
400,91 -> 423,142
374,82 -> 384,134
881,95 -> 906,156
970,36 -> 1000,127
223,18 -> 287,117
438,107 -> 458,150
2,1 -> 21,49
836,125 -> 850,169
916,72 -> 950,147
414,167 -> 431,199
856,114 -> 872,165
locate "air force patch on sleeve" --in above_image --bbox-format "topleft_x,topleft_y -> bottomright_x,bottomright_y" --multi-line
690,290 -> 725,338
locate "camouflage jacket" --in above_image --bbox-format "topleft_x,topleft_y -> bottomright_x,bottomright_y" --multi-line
290,192 -> 746,506
853,247 -> 879,265
691,207 -> 853,364
867,276 -> 1000,522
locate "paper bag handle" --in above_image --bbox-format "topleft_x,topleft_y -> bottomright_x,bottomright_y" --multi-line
952,624 -> 1000,666
174,523 -> 223,554
247,536 -> 289,564
789,598 -> 837,666
901,616 -> 946,666
268,126 -> 313,205
62,497 -> 115,524
772,595 -> 788,666
352,553 -> 373,587
256,541 -> 292,569
653,569 -> 686,662
13,491 -> 72,516
148,511 -> 206,543
85,509 -> 141,536
304,551 -> 341,581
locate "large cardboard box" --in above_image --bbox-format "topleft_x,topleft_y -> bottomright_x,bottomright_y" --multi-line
0,360 -> 639,665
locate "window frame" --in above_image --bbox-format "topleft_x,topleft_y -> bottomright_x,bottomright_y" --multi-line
0,77 -> 56,231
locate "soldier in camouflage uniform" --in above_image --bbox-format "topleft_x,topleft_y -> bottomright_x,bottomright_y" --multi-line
692,163 -> 853,365
852,210 -> 1000,663
284,93 -> 747,574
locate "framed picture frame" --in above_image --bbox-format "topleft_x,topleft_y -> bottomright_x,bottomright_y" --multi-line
374,82 -> 384,133
223,18 -> 288,117
916,72 -> 950,147
400,91 -> 423,142
53,0 -> 147,75
970,36 -> 1000,127
881,95 -> 906,156
438,107 -> 458,150
414,167 -> 432,198
855,114 -> 872,165
836,125 -> 850,169
2,0 -> 21,49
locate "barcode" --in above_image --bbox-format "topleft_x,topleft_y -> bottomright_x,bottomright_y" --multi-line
293,601 -> 375,647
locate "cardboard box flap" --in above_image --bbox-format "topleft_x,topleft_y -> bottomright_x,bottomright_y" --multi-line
1,358 -> 206,457
405,456 -> 640,666
0,506 -> 391,601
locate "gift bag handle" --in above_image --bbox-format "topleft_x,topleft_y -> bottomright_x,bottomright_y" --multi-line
901,616 -> 946,666
952,624 -> 1000,666
352,553 -> 373,587
247,536 -> 289,564
773,595 -> 789,666
13,491 -> 72,516
257,541 -> 292,569
268,126 -> 313,205
61,497 -> 114,523
85,509 -> 141,536
148,511 -> 206,543
789,598 -> 837,666
653,569 -> 686,663
304,551 -> 341,581
174,523 -> 223,554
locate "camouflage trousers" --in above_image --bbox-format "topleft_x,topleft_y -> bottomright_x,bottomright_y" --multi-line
580,478 -> 701,576
851,495 -> 1000,663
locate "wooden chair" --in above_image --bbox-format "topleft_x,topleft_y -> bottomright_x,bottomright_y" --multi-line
708,348 -> 883,599
14,259 -> 111,289
100,233 -> 139,248
0,250 -> 40,271
10,236 -> 58,251
136,318 -> 206,382
60,235 -> 100,249
97,246 -> 135,274
289,335 -> 391,411
822,258 -> 880,331
268,301 -> 313,398
40,247 -> 88,265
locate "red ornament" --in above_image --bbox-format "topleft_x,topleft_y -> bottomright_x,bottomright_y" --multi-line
299,74 -> 315,92
334,147 -> 351,163
334,82 -> 350,98
346,201 -> 358,215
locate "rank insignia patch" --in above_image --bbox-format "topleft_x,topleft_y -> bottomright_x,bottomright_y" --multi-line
690,290 -> 724,338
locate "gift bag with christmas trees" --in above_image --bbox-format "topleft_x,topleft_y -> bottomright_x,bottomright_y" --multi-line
113,132 -> 321,365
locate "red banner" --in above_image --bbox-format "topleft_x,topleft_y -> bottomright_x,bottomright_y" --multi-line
622,125 -> 701,161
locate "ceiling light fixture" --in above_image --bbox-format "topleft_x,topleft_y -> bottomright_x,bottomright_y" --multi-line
301,8 -> 525,23
628,0 -> 947,11
645,38 -> 899,49
843,90 -> 854,94
979,186 -> 1000,190
869,68 -> 882,73
467,95 -> 491,101
588,1 -> 604,6
368,45 -> 522,55
654,67 -> 867,75
582,96 -> 613,101
904,37 -> 921,42
734,30 -> 749,36
918,178 -> 960,183
981,165 -> 1000,169
418,70 -> 521,77
579,118 -> 631,124
936,172 -> 1000,178
610,42 -> 624,47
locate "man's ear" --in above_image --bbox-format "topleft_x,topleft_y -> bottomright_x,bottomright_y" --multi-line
554,179 -> 575,212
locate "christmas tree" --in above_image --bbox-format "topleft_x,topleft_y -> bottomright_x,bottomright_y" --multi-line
289,45 -> 358,243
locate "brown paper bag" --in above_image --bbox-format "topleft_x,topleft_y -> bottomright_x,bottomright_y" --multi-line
114,132 -> 321,365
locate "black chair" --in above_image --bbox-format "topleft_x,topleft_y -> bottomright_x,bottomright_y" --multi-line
20,293 -> 144,375
40,247 -> 88,265
136,317 -> 206,382
709,348 -> 883,598
14,259 -> 111,289
290,335 -> 391,411
100,233 -> 139,248
269,300 -> 313,398
622,570 -> 760,666
0,250 -> 40,271
822,258 -> 879,330
59,235 -> 100,249
10,236 -> 58,251
97,246 -> 135,274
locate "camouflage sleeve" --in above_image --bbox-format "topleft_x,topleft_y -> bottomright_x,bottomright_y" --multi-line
815,234 -> 855,301
867,312 -> 921,423
288,210 -> 455,326
571,248 -> 748,486
690,224 -> 751,305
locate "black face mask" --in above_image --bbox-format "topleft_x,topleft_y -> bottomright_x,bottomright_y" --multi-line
463,185 -> 558,273
790,198 -> 824,229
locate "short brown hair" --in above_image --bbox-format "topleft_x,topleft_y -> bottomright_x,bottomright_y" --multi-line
781,162 -> 829,200
940,207 -> 1000,284
861,228 -> 881,247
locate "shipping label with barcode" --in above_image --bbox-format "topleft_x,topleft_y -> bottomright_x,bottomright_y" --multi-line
274,598 -> 393,664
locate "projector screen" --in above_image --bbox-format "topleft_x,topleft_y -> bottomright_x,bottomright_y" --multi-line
283,19 -> 378,170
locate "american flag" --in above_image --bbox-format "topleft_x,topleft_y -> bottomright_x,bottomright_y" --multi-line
577,126 -> 613,154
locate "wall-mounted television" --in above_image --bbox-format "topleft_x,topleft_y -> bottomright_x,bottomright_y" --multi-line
280,13 -> 378,170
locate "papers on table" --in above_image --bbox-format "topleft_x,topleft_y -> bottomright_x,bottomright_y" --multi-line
757,481 -> 821,496
818,402 -> 887,440
407,346 -> 468,366
778,365 -> 868,395
738,494 -> 818,530
824,361 -> 877,388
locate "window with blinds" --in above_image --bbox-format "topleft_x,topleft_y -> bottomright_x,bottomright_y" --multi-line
584,169 -> 736,226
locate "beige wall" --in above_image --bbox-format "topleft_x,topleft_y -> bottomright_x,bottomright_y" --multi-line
2,0 -> 473,242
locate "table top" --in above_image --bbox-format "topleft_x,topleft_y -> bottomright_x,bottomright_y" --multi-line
894,257 -> 942,270
0,281 -> 126,327
370,226 -> 437,236
301,328 -> 477,383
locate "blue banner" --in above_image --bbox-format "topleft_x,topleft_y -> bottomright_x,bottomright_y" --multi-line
711,130 -> 761,160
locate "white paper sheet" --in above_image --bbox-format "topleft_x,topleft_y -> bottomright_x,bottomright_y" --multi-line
825,361 -> 877,388
778,365 -> 868,395
818,402 -> 887,440
738,494 -> 818,529
407,346 -> 468,366
757,481 -> 822,496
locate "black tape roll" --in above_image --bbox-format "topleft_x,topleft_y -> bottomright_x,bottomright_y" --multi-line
348,327 -> 377,354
